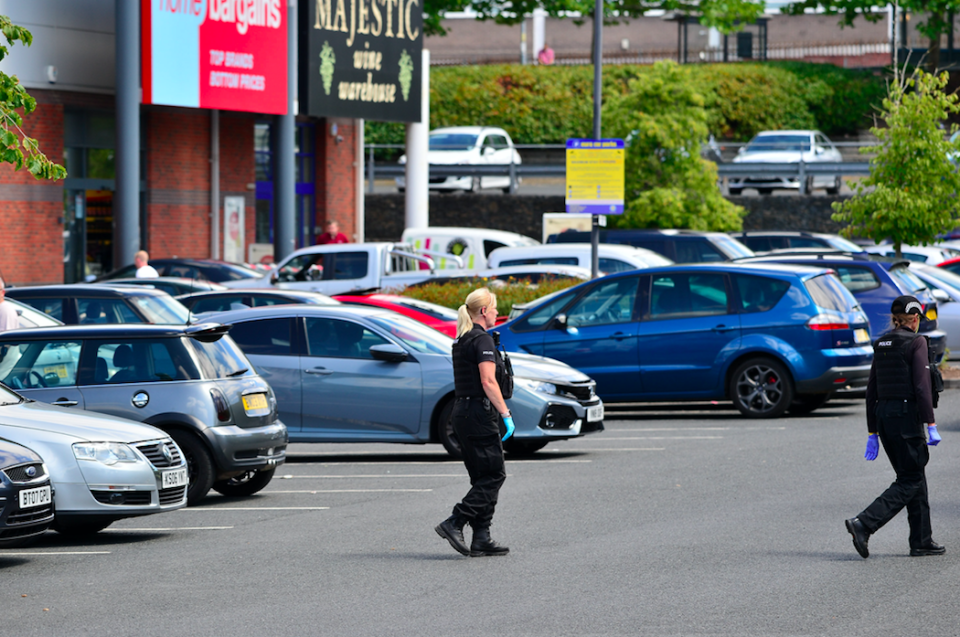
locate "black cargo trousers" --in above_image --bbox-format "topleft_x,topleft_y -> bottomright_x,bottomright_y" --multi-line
451,396 -> 506,529
858,399 -> 933,550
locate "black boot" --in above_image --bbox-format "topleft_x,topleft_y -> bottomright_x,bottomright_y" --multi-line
470,526 -> 509,557
435,515 -> 470,556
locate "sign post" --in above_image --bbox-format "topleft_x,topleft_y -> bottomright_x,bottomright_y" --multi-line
566,138 -> 624,279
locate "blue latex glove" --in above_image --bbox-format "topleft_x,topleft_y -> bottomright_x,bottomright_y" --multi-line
865,434 -> 879,461
501,415 -> 515,442
928,425 -> 942,446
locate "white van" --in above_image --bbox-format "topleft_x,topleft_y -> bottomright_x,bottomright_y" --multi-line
486,243 -> 673,273
401,227 -> 539,271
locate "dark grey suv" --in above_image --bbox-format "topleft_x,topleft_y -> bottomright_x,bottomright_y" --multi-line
0,324 -> 287,504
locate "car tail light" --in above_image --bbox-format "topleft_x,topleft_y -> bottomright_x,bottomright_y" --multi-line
210,388 -> 231,422
807,314 -> 849,330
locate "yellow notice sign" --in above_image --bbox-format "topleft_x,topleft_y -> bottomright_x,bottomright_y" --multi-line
565,138 -> 625,214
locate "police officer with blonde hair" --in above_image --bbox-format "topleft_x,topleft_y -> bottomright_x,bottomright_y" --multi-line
435,287 -> 514,557
846,295 -> 944,558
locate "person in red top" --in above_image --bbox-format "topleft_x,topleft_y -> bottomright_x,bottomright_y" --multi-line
316,220 -> 349,245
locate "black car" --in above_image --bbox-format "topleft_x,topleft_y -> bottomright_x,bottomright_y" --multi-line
101,277 -> 227,296
730,231 -> 866,254
176,289 -> 339,316
0,438 -> 54,547
547,229 -> 755,263
95,258 -> 264,284
6,285 -> 190,325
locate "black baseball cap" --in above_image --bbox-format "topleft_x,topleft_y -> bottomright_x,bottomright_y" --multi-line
891,295 -> 929,321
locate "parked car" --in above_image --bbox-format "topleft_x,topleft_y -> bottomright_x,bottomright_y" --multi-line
102,277 -> 228,296
406,264 -> 594,290
487,243 -> 672,273
863,244 -> 960,265
728,130 -> 844,195
176,289 -> 340,317
396,127 -> 522,193
0,437 -> 55,546
743,253 -> 947,361
6,285 -> 190,325
401,227 -> 539,271
333,294 -> 459,337
205,305 -> 604,457
547,229 -> 754,263
939,256 -> 960,277
730,231 -> 866,254
6,297 -> 62,329
0,323 -> 287,504
96,258 -> 265,284
907,264 -> 960,357
496,263 -> 874,418
0,383 -> 186,535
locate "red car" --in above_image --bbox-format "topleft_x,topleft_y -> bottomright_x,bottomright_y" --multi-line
938,256 -> 960,277
333,294 -> 460,337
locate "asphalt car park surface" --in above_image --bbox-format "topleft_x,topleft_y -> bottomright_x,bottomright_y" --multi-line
6,391 -> 960,637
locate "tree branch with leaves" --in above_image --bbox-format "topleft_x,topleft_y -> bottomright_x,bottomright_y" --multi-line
0,15 -> 66,181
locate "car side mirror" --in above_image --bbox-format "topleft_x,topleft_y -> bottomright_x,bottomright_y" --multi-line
551,313 -> 568,330
369,344 -> 409,362
269,271 -> 279,285
932,288 -> 951,303
483,147 -> 495,156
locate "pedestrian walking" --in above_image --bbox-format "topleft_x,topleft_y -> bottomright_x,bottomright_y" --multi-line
435,287 -> 514,557
134,250 -> 159,278
845,295 -> 944,558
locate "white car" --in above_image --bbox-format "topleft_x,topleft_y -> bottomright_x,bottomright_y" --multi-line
910,264 -> 960,357
401,226 -> 539,271
396,126 -> 522,193
487,243 -> 673,273
863,244 -> 960,265
729,130 -> 843,195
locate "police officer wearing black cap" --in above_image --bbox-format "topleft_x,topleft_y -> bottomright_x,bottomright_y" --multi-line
435,287 -> 514,557
845,295 -> 944,559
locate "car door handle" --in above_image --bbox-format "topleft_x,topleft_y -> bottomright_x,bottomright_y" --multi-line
611,332 -> 630,341
712,324 -> 736,333
305,368 -> 333,376
51,399 -> 78,407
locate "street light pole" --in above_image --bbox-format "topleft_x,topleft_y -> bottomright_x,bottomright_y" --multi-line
591,0 -> 603,279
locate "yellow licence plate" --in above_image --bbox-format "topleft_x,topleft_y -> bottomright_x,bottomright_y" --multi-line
854,329 -> 870,344
242,393 -> 269,415
926,308 -> 938,321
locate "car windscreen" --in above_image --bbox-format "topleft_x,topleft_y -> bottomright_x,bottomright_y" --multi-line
429,133 -> 478,151
888,265 -> 928,294
825,236 -> 864,253
744,135 -> 811,153
922,265 -> 960,291
711,235 -> 755,259
133,295 -> 191,324
369,314 -> 453,355
804,273 -> 859,312
209,263 -> 265,281
0,383 -> 23,405
185,336 -> 253,378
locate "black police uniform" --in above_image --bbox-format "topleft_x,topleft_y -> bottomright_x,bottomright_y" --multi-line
449,324 -> 507,529
856,327 -> 936,549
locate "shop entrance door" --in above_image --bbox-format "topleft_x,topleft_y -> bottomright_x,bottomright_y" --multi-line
63,189 -> 114,283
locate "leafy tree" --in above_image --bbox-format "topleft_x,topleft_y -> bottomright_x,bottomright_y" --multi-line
832,68 -> 960,258
604,60 -> 745,231
0,15 -> 66,181
782,0 -> 959,70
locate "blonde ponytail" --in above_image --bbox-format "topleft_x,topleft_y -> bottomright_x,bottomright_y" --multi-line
456,287 -> 496,338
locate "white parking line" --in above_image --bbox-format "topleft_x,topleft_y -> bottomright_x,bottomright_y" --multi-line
571,436 -> 724,440
565,447 -> 665,452
277,474 -> 464,479
1,551 -> 111,556
178,506 -> 330,511
107,526 -> 235,532
266,489 -> 433,493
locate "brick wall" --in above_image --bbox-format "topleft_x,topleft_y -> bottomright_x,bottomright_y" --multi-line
316,117 -> 358,242
0,100 -> 65,285
219,112 -> 256,259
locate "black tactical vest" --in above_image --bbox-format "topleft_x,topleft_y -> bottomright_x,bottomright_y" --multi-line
873,329 -> 921,401
452,327 -> 488,397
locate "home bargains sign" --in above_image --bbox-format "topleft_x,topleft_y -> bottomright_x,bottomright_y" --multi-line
299,0 -> 422,122
142,0 -> 288,115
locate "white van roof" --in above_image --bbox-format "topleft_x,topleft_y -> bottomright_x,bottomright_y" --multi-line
401,227 -> 539,246
488,243 -> 672,268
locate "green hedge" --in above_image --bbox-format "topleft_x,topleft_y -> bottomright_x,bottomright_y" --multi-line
365,61 -> 886,148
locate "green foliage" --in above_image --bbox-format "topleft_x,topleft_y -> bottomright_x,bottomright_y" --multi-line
366,61 -> 885,147
604,61 -> 745,231
0,15 -> 66,181
832,68 -> 960,256
395,276 -> 581,315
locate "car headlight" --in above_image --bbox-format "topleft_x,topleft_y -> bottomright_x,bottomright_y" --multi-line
514,377 -> 558,396
73,442 -> 142,466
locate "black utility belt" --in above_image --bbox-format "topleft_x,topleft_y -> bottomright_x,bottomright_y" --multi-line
457,396 -> 490,406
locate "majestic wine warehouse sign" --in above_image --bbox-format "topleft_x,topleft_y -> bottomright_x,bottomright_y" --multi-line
299,0 -> 422,122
